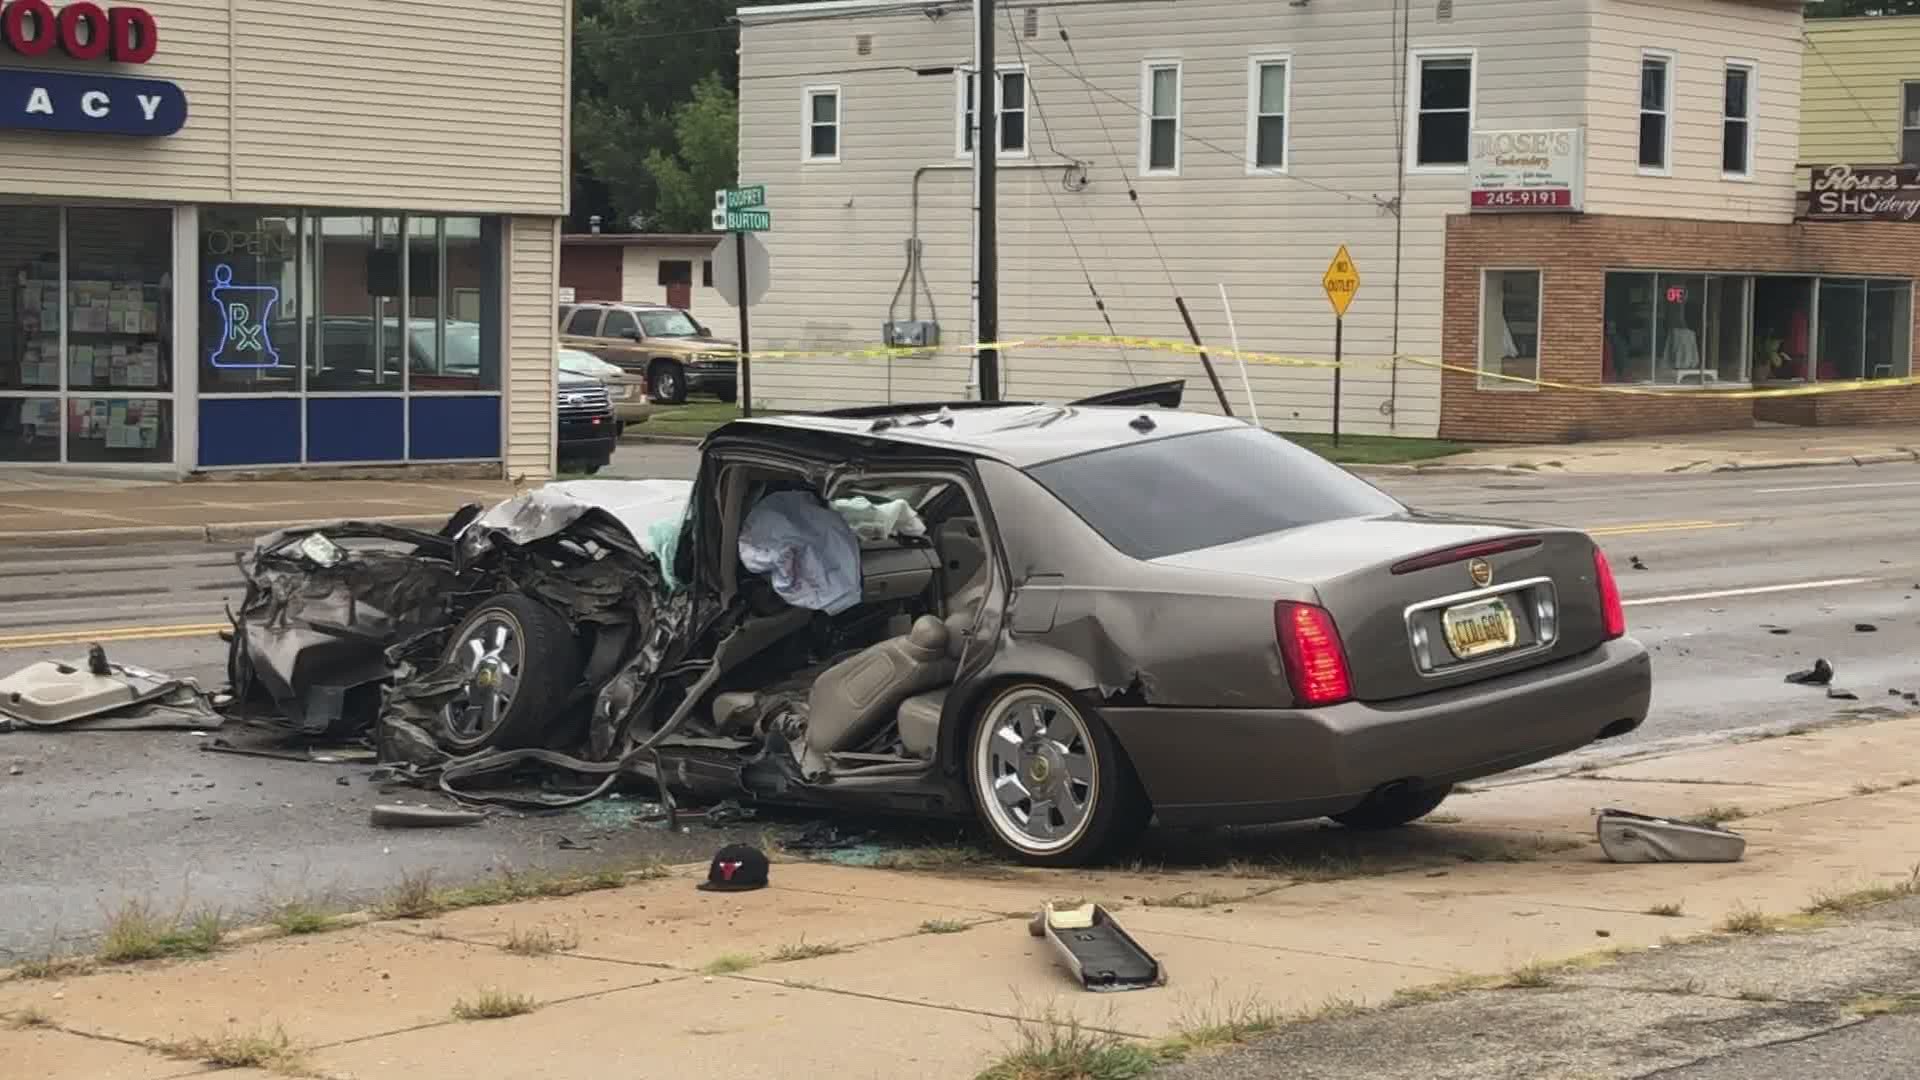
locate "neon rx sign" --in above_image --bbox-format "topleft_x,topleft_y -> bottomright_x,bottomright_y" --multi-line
1,2 -> 157,64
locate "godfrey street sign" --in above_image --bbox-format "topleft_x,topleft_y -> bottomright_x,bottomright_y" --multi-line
0,66 -> 185,134
1804,164 -> 1920,223
1469,128 -> 1583,211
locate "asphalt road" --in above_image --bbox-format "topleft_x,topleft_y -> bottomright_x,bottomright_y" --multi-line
0,450 -> 1916,960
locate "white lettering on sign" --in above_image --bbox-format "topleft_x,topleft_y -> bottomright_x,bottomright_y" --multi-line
25,85 -> 50,113
79,89 -> 106,117
1812,164 -> 1901,193
137,92 -> 158,119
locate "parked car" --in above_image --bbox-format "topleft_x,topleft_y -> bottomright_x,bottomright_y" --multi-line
560,347 -> 651,429
555,367 -> 616,475
558,301 -> 736,405
253,381 -> 1651,867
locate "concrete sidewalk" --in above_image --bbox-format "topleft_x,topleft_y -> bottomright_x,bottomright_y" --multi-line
0,472 -> 518,548
5,716 -> 1920,1079
1420,422 -> 1920,475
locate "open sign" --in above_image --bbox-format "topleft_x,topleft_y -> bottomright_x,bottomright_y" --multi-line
1,1 -> 156,64
1665,285 -> 1687,303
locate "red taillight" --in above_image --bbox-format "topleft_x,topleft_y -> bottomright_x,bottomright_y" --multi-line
1275,601 -> 1352,707
1594,547 -> 1626,640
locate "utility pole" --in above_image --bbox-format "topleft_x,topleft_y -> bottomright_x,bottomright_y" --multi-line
975,0 -> 1000,401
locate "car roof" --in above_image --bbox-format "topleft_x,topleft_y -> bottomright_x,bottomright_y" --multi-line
721,404 -> 1245,468
566,301 -> 679,313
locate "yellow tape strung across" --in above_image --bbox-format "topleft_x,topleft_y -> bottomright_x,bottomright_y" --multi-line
699,334 -> 1920,400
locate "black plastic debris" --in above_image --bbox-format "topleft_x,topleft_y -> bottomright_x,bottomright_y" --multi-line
1029,902 -> 1165,992
1827,687 -> 1860,701
1785,659 -> 1835,686
1855,623 -> 1879,633
1629,556 -> 1649,571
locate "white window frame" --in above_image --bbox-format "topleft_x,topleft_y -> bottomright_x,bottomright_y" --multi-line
802,84 -> 841,164
1477,268 -> 1545,392
1139,59 -> 1183,177
1406,47 -> 1476,174
1246,53 -> 1292,175
1638,50 -> 1674,176
1722,59 -> 1755,180
955,64 -> 1031,160
1902,80 -> 1920,165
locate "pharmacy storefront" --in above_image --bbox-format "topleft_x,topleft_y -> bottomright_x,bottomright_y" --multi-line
0,0 -> 569,478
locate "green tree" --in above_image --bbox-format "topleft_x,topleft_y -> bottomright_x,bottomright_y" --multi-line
643,74 -> 739,232
571,0 -> 736,231
1810,1 -> 1920,15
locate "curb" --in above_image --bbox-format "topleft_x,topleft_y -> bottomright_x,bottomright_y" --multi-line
0,514 -> 451,551
622,433 -> 705,446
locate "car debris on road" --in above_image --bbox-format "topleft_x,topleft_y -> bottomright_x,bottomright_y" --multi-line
0,644 -> 221,731
1596,808 -> 1746,863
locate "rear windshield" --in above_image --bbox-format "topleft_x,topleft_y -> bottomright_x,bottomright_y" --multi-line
1028,426 -> 1403,560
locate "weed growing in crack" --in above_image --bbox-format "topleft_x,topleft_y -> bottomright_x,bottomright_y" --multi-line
451,988 -> 537,1021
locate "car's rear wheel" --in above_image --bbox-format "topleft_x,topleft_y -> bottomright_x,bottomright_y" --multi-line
648,361 -> 687,405
434,594 -> 580,754
968,683 -> 1146,867
1330,783 -> 1454,830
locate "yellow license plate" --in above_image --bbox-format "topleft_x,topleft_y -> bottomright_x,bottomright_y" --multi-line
1441,598 -> 1518,659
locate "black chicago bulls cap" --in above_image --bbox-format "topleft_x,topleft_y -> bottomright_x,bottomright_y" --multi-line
697,843 -> 770,892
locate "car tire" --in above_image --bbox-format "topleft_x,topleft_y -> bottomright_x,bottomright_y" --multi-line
433,593 -> 581,755
648,361 -> 688,405
967,683 -> 1149,868
1330,784 -> 1454,830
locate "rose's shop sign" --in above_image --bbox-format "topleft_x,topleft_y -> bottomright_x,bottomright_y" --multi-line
0,2 -> 186,136
1805,164 -> 1920,223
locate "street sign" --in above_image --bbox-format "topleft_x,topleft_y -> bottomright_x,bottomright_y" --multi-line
1322,246 -> 1360,318
711,232 -> 770,308
712,187 -> 771,231
724,209 -> 771,232
724,185 -> 766,210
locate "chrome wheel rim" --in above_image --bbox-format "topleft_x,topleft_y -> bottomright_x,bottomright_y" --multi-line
974,687 -> 1098,854
443,614 -> 522,741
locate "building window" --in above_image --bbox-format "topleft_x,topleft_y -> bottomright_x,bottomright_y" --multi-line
1248,56 -> 1290,172
1639,54 -> 1672,172
1904,82 -> 1920,165
0,205 -> 174,465
658,260 -> 692,286
1412,52 -> 1473,169
1479,271 -> 1542,389
702,260 -> 714,288
1723,62 -> 1753,178
804,86 -> 840,162
959,68 -> 1029,157
1141,61 -> 1182,175
1604,272 -> 1754,385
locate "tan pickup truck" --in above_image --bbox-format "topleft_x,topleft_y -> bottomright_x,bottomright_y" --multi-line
558,302 -> 738,406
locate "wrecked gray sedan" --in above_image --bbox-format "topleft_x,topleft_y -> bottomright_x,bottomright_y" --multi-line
231,388 -> 1651,866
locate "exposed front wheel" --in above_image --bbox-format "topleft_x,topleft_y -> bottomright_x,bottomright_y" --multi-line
434,594 -> 580,754
1330,783 -> 1454,830
968,684 -> 1147,867
648,362 -> 687,405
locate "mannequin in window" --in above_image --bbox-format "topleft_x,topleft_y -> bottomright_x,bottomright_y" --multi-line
1664,304 -> 1701,380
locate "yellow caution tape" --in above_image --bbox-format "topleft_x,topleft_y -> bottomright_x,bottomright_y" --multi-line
709,334 -> 1920,400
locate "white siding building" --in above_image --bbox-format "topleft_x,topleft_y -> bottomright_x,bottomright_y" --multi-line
0,0 -> 570,478
735,0 -> 1809,439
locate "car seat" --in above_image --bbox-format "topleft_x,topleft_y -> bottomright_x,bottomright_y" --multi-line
796,614 -> 958,774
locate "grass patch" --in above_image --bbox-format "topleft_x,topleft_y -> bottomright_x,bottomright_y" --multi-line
1138,890 -> 1242,910
771,937 -> 845,963
1283,432 -> 1474,466
702,952 -> 757,975
11,954 -> 92,980
1803,866 -> 1920,916
1737,988 -> 1778,1002
978,1008 -> 1160,1080
1687,805 -> 1749,827
6,1006 -> 52,1029
1454,836 -> 1585,863
268,900 -> 343,937
96,901 -> 225,964
451,988 -> 538,1021
156,1026 -> 309,1074
1503,961 -> 1557,989
376,869 -> 442,920
1225,854 -> 1365,883
1646,901 -> 1687,918
1162,995 -> 1287,1057
643,401 -> 740,439
1852,992 -> 1920,1017
1391,974 -> 1498,1007
920,919 -> 972,935
503,925 -> 579,957
377,862 -> 659,922
1718,905 -> 1782,936
867,845 -> 997,873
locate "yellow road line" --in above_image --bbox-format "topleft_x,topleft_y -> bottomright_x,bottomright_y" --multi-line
0,622 -> 228,650
1585,520 -> 1744,537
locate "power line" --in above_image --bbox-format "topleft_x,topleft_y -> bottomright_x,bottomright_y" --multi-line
999,4 -> 1138,386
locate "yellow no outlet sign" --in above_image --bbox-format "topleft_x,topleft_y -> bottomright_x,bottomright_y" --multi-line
1321,245 -> 1361,318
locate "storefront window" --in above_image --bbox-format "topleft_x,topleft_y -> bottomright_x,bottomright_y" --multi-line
311,215 -> 403,392
67,397 -> 171,464
1604,272 -> 1751,385
0,207 -> 59,396
1478,270 -> 1541,389
200,206 -> 300,393
1866,281 -> 1912,380
1818,279 -> 1866,381
1753,277 -> 1813,381
0,398 -> 60,462
437,217 -> 502,392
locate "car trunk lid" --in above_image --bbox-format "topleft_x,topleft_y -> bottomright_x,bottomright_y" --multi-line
1154,514 -> 1609,703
